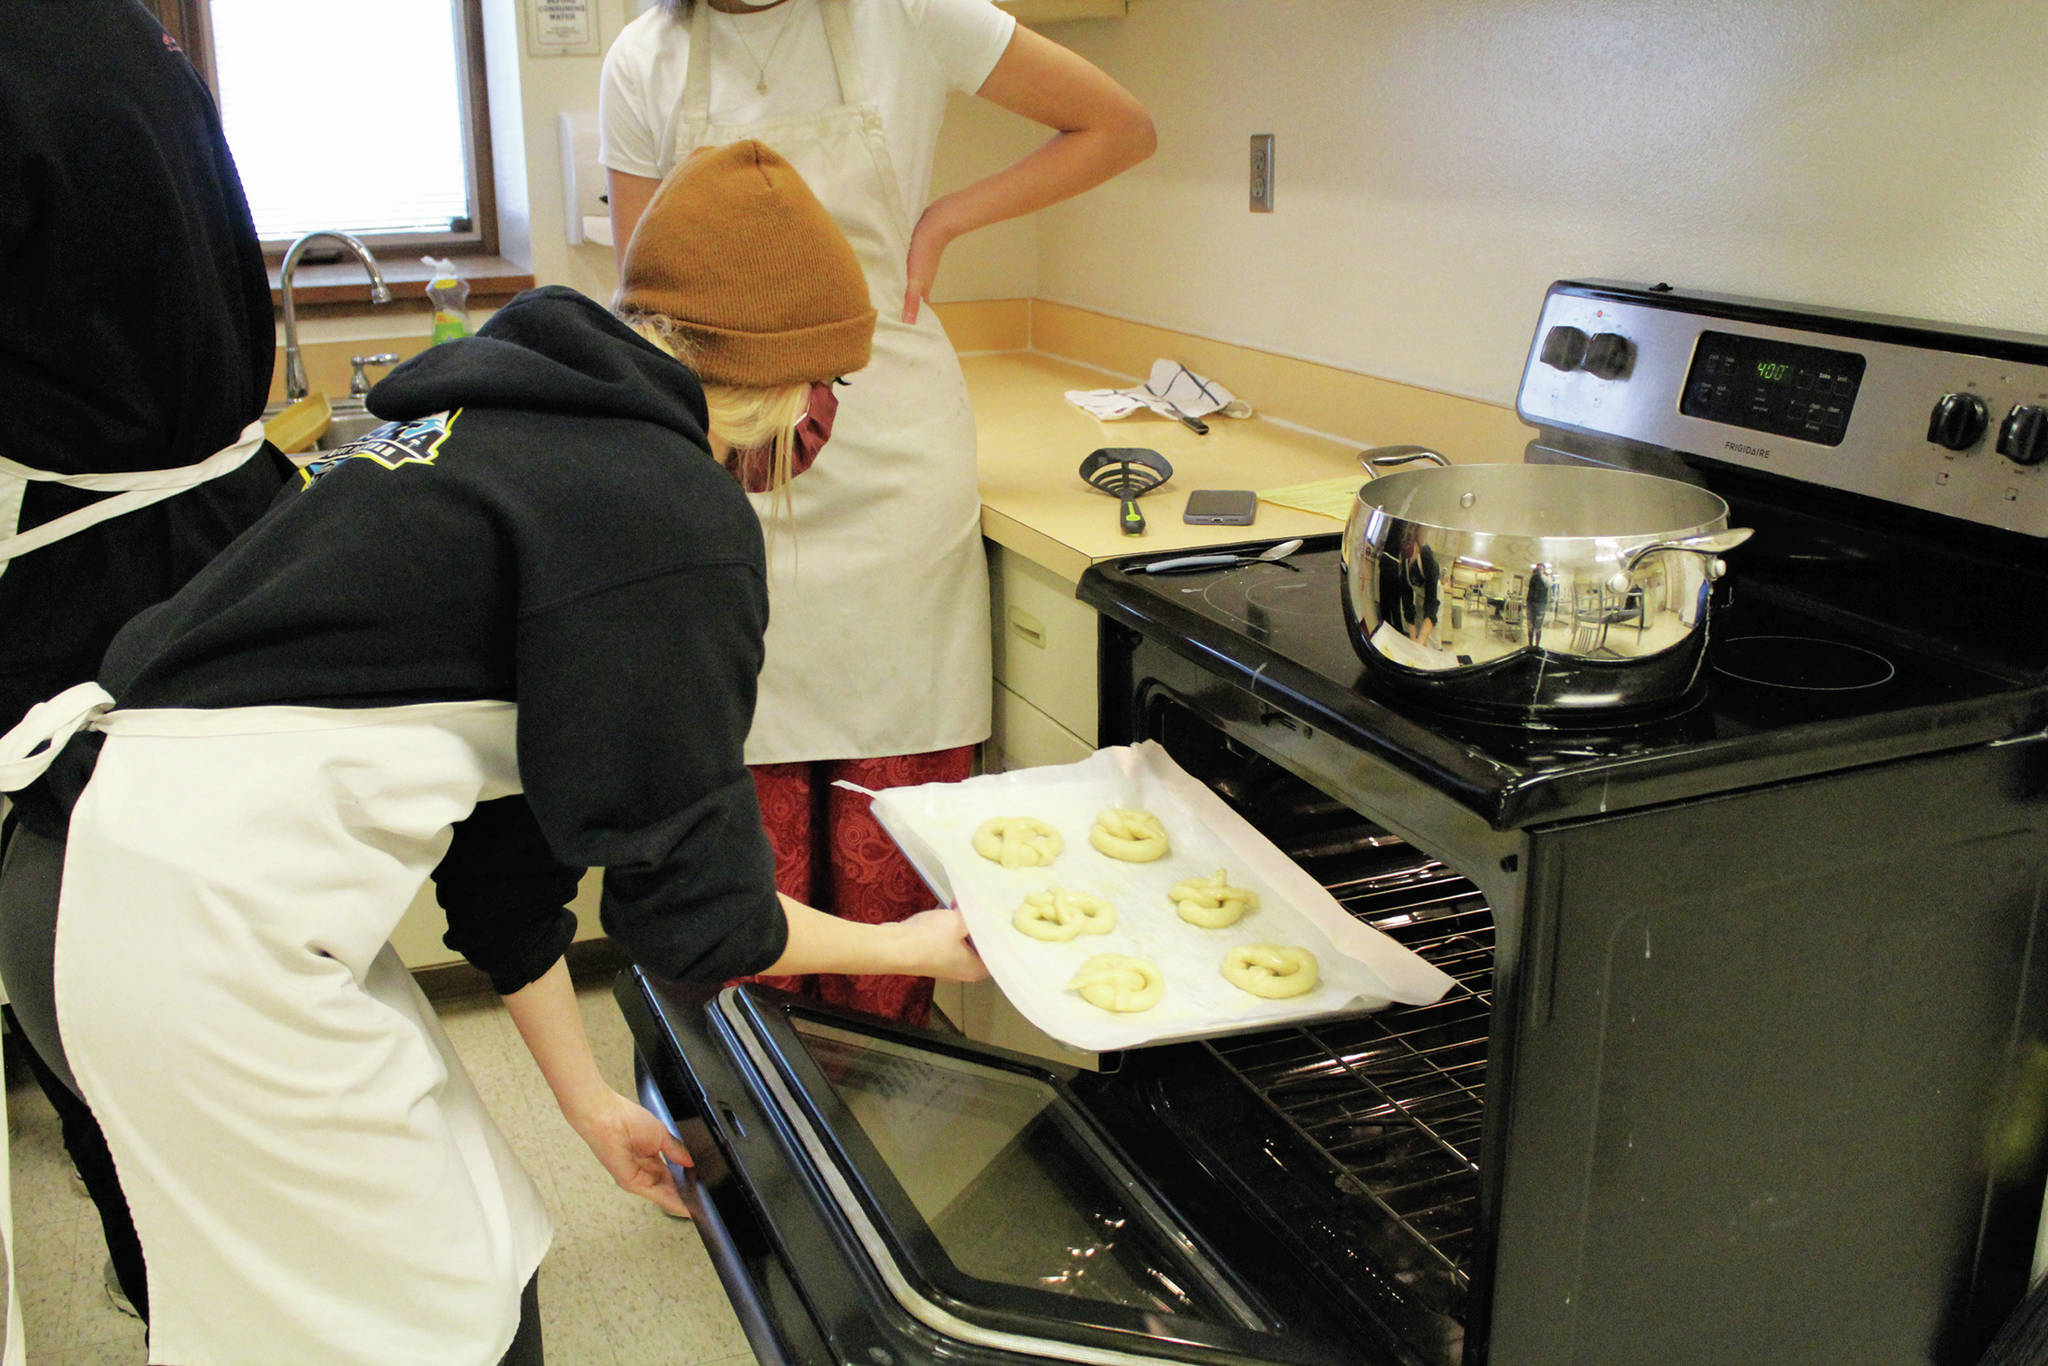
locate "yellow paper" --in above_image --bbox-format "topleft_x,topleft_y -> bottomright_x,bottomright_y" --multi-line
1256,475 -> 1363,521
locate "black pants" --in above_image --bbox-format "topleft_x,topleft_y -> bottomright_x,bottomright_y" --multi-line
0,817 -> 150,1319
499,1273 -> 545,1366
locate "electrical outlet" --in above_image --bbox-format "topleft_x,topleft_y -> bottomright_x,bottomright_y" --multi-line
1249,133 -> 1274,213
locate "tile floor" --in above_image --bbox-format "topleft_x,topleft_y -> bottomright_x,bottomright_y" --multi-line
1,978 -> 757,1365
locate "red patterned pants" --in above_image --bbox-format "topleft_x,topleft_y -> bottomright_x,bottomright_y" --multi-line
744,746 -> 976,1025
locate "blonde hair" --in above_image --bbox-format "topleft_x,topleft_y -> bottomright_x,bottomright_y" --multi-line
621,311 -> 811,520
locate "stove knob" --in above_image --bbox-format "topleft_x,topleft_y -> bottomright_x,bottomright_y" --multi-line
1539,325 -> 1588,372
1582,332 -> 1636,381
1926,392 -> 1988,450
1998,404 -> 2048,466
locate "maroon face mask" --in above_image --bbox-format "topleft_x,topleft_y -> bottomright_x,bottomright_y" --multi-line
791,379 -> 840,478
728,380 -> 841,494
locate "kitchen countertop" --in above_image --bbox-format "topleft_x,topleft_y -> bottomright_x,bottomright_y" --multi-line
962,352 -> 1369,582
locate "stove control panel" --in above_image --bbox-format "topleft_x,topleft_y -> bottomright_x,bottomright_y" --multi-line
1516,280 -> 2048,538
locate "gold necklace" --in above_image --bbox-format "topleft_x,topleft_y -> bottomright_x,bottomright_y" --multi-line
725,0 -> 800,96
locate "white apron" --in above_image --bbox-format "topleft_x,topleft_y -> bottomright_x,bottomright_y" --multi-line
661,0 -> 991,764
0,419 -> 273,1366
0,689 -> 551,1366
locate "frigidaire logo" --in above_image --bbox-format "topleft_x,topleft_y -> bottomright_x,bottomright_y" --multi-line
1725,440 -> 1771,459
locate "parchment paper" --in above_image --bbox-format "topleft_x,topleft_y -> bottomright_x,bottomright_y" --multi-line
857,742 -> 1455,1052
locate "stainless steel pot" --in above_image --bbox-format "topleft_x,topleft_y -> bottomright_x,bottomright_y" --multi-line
1339,447 -> 1754,720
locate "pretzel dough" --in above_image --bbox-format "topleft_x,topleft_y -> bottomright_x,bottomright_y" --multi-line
972,816 -> 1064,869
1169,868 -> 1259,929
1067,955 -> 1166,1013
1088,808 -> 1170,862
1222,945 -> 1319,999
1012,887 -> 1117,942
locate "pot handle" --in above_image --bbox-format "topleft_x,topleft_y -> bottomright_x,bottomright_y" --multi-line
1618,528 -> 1755,575
1607,528 -> 1756,595
1357,445 -> 1451,477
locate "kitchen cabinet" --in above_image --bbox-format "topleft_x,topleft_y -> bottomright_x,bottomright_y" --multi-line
985,540 -> 1098,771
930,964 -> 1104,1068
946,542 -> 1103,1063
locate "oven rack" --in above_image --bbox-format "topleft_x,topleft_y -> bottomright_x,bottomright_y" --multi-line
1204,843 -> 1494,1292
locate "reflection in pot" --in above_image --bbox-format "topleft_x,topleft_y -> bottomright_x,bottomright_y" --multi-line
1339,449 -> 1753,721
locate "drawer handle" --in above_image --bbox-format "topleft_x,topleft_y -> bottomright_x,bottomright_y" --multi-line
1006,605 -> 1047,649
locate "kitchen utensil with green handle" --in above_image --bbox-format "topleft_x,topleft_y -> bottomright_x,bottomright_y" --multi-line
1079,447 -> 1174,535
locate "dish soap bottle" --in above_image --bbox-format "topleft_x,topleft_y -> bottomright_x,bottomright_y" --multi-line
423,257 -> 471,344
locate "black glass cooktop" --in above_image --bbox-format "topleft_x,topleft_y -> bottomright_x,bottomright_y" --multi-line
1081,536 -> 2048,828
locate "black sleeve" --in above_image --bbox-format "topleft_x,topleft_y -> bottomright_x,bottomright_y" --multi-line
431,795 -> 583,995
512,562 -> 788,984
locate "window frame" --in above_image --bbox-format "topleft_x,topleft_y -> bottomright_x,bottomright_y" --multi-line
146,0 -> 500,262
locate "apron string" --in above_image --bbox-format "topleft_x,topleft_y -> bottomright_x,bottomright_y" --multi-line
683,0 -> 713,125
818,0 -> 863,105
0,419 -> 271,570
0,681 -> 115,795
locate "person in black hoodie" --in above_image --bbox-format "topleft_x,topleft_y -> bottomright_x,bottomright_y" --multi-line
0,140 -> 978,1366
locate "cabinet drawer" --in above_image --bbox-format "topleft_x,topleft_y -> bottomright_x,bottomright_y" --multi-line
944,975 -> 1102,1070
988,681 -> 1095,774
987,542 -> 1098,744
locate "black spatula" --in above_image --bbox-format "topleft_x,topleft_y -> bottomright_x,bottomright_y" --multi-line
1079,447 -> 1174,535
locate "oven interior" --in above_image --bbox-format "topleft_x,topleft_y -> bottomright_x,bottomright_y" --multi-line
1082,693 -> 1501,1366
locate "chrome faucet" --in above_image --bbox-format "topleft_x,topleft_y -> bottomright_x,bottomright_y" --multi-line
280,230 -> 393,402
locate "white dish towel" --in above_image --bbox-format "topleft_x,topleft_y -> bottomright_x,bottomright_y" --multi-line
1065,359 -> 1253,424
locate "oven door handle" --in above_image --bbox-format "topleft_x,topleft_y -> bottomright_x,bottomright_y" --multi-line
634,1054 -> 804,1366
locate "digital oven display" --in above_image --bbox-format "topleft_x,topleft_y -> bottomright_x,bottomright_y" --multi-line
1680,330 -> 1866,447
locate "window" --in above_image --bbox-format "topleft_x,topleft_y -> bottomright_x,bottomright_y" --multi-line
147,0 -> 497,259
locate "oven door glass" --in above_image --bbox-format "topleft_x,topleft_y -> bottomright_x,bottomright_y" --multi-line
718,985 -> 1353,1366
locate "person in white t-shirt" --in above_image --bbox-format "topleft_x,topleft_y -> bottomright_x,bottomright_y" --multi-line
600,0 -> 1153,1028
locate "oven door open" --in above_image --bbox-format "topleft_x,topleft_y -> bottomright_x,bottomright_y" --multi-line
617,971 -> 1389,1366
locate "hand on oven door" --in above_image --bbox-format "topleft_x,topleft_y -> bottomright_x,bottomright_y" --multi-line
566,1088 -> 698,1218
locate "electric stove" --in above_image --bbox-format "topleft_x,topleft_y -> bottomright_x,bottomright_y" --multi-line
1094,530 -> 2046,828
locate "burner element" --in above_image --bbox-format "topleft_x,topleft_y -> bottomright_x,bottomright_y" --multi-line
1196,560 -> 1339,641
1712,635 -> 1897,691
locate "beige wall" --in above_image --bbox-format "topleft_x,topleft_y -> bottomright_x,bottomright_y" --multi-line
322,0 -> 2048,409
1035,0 -> 2048,406
482,0 -> 640,305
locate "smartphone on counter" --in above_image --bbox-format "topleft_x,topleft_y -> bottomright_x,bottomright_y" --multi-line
1183,489 -> 1258,525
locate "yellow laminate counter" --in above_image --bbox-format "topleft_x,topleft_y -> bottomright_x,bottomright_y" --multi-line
963,352 -> 1365,581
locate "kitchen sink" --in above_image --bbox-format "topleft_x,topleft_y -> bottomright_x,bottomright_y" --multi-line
314,403 -> 391,449
261,400 -> 392,455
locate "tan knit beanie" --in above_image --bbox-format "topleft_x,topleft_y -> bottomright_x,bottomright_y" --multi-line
617,140 -> 874,387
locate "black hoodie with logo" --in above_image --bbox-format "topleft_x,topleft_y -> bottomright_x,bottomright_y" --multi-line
38,286 -> 787,993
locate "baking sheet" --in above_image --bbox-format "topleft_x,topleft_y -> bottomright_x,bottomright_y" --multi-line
857,742 -> 1455,1052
